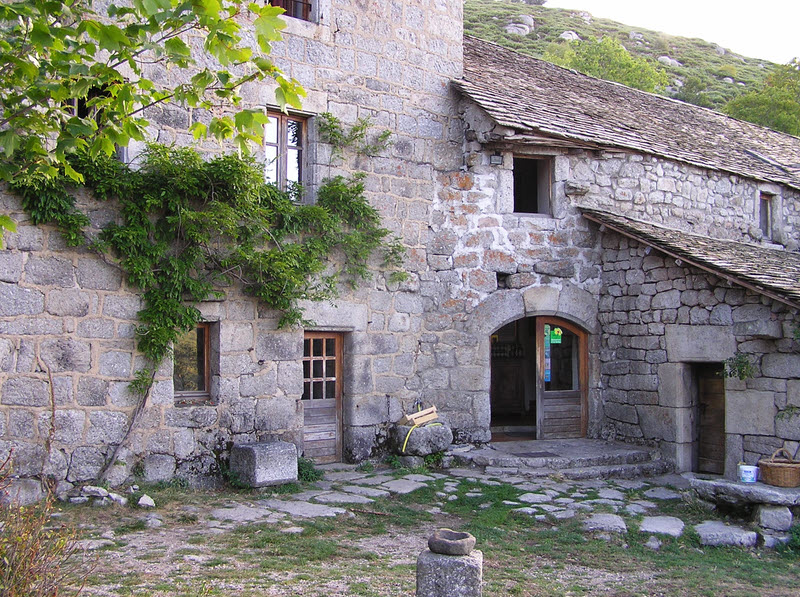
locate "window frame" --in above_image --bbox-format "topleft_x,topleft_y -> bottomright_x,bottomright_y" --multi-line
302,332 -> 343,403
271,0 -> 312,22
173,322 -> 212,404
513,156 -> 553,215
264,111 -> 306,192
759,191 -> 773,240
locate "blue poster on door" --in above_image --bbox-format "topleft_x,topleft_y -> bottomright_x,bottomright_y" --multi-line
544,325 -> 551,382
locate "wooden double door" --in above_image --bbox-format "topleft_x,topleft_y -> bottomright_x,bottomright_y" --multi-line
490,317 -> 588,438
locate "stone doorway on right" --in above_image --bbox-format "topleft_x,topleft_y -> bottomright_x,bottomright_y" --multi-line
694,363 -> 725,474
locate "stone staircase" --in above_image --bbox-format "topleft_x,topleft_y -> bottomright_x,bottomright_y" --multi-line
445,439 -> 674,481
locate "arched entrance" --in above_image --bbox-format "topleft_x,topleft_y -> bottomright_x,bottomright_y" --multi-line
490,316 -> 588,440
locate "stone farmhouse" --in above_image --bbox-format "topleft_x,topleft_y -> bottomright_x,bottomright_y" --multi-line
1,1 -> 799,491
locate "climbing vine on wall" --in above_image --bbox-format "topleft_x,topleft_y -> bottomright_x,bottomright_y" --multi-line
11,139 -> 405,394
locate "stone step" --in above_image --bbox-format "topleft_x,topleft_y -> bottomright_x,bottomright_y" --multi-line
448,442 -> 674,482
456,448 -> 662,472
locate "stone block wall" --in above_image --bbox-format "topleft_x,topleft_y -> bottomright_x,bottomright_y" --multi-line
568,149 -> 800,250
598,232 -> 800,476
0,0 -> 479,486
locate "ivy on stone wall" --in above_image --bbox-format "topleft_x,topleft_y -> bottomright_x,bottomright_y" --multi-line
11,143 -> 405,394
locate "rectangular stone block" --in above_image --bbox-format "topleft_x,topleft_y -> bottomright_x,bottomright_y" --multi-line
725,390 -> 775,436
417,549 -> 483,597
229,441 -> 298,487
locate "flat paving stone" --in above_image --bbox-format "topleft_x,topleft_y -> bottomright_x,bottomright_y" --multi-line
358,474 -> 394,486
518,492 -> 552,504
313,491 -> 374,505
553,509 -> 576,520
341,485 -> 391,498
514,507 -> 539,516
209,504 -> 276,523
639,516 -> 685,537
694,520 -> 757,547
625,504 -> 649,515
324,471 -> 367,482
291,490 -> 327,501
404,474 -> 435,482
259,499 -> 346,518
644,487 -> 682,500
645,536 -> 662,550
613,479 -> 648,490
281,526 -> 304,534
381,479 -> 427,494
598,488 -> 626,500
649,473 -> 692,489
631,499 -> 658,509
583,513 -> 627,534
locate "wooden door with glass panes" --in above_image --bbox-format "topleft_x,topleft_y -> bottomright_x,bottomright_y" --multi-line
302,332 -> 342,463
536,318 -> 588,439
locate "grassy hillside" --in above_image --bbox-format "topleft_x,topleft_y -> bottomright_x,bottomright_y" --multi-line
463,0 -> 775,110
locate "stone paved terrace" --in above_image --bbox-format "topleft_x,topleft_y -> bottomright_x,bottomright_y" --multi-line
66,460 -> 793,557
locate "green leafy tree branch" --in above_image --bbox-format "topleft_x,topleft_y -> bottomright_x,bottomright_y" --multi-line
0,0 -> 304,187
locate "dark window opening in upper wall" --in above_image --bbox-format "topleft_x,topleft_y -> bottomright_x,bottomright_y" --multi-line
759,192 -> 773,240
513,157 -> 552,215
271,0 -> 312,21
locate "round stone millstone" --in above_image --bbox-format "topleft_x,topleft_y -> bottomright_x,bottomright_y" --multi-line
428,528 -> 476,555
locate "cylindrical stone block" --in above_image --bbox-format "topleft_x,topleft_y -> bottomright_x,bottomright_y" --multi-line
416,549 -> 483,597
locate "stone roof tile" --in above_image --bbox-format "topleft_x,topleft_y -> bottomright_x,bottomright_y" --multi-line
457,36 -> 800,190
581,208 -> 800,309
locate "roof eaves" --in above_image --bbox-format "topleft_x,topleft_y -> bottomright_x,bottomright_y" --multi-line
581,208 -> 800,311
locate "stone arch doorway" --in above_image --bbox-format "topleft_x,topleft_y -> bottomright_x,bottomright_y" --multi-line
490,315 -> 588,440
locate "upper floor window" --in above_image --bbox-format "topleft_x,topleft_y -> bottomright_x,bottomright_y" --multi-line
513,157 -> 552,215
759,192 -> 773,240
271,0 -> 312,22
265,112 -> 305,192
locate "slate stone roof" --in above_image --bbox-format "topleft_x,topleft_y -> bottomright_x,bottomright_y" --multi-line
581,208 -> 800,309
457,36 -> 800,190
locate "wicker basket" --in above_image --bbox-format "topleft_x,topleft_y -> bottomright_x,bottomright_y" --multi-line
758,448 -> 800,488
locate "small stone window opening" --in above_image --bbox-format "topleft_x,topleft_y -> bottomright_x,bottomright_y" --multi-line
513,157 -> 552,215
173,323 -> 211,401
265,112 -> 305,194
302,333 -> 341,401
270,0 -> 312,22
759,192 -> 773,239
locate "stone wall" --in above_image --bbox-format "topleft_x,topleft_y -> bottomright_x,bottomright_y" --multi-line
0,0 -> 474,487
569,149 -> 800,250
598,232 -> 800,476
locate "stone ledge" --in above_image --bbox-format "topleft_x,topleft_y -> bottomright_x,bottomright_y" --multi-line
684,472 -> 800,507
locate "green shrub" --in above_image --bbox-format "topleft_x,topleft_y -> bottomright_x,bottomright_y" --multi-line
297,457 -> 323,483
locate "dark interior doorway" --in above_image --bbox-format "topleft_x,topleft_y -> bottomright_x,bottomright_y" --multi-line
694,363 -> 725,474
490,319 -> 536,440
490,317 -> 588,441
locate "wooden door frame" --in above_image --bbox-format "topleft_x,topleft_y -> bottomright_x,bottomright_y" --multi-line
535,317 -> 589,438
302,331 -> 343,463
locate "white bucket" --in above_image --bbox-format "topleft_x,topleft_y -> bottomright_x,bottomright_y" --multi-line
738,465 -> 758,483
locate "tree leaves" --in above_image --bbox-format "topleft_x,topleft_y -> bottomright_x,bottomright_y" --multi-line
724,59 -> 800,136
0,0 -> 304,184
545,36 -> 669,93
